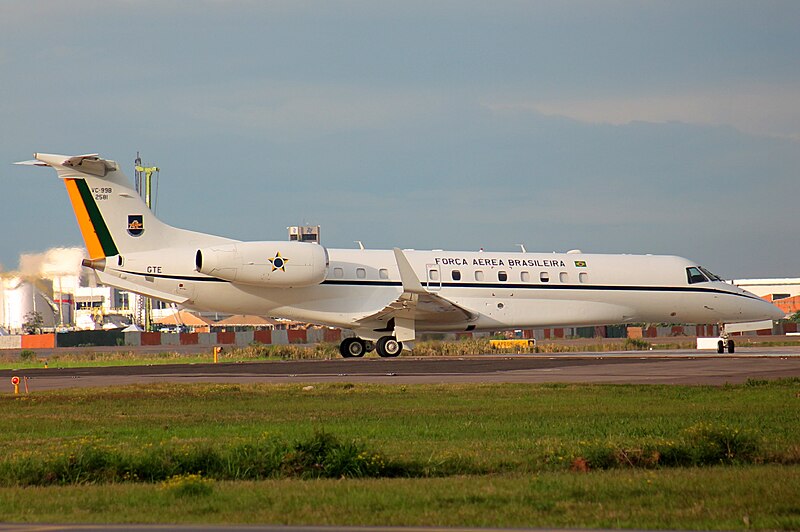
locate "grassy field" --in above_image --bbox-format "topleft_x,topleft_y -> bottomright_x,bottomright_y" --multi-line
1,381 -> 799,528
1,467 -> 798,529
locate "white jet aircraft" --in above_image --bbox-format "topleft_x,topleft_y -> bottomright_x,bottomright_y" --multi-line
17,153 -> 783,357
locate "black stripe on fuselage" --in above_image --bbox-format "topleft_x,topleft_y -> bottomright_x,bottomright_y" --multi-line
321,279 -> 761,300
107,270 -> 759,301
112,269 -> 226,282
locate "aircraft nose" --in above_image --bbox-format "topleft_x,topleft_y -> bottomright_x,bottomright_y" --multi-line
768,302 -> 786,321
746,296 -> 785,321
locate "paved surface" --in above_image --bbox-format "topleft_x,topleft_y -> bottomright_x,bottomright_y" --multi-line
2,347 -> 799,391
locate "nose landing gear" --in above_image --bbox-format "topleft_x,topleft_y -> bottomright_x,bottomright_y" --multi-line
717,325 -> 735,354
716,338 -> 735,354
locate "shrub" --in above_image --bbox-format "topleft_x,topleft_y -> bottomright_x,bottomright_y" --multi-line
682,423 -> 760,465
623,338 -> 650,350
19,350 -> 36,361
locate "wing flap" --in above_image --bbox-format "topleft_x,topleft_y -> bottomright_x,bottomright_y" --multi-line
354,248 -> 477,336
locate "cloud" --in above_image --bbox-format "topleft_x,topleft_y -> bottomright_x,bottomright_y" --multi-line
491,83 -> 800,140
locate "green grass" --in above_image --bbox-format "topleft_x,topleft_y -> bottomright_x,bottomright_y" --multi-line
4,381 -> 799,465
1,381 -> 799,527
0,468 -> 798,529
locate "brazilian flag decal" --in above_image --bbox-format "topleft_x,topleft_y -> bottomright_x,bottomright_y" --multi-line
574,260 -> 587,268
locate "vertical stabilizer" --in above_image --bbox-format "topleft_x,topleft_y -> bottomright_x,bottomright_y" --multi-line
22,153 -> 232,258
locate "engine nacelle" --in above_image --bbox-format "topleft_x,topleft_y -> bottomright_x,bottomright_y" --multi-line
195,241 -> 328,288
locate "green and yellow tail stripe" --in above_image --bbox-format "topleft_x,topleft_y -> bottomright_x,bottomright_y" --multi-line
64,178 -> 119,259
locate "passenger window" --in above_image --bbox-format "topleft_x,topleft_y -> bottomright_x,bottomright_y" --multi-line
686,267 -> 707,284
540,272 -> 549,283
521,271 -> 530,282
579,272 -> 588,284
559,272 -> 568,283
334,267 -> 344,278
379,268 -> 388,279
429,269 -> 440,281
498,271 -> 508,282
452,270 -> 461,281
356,268 -> 366,279
475,270 -> 484,281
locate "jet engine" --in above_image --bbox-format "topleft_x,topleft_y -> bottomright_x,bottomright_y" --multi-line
195,241 -> 328,287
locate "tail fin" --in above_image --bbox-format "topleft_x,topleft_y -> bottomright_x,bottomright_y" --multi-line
17,153 -> 230,259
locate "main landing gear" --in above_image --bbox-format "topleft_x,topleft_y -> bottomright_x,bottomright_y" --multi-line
339,336 -> 403,358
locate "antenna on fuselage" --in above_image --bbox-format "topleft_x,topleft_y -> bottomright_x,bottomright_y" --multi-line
517,244 -> 527,253
354,241 -> 365,250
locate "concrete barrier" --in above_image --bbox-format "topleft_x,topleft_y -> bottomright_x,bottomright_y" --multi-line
287,329 -> 307,344
306,328 -> 325,344
161,333 -> 180,346
253,330 -> 272,344
57,330 -> 125,347
21,334 -> 56,349
217,332 -> 235,344
235,331 -> 254,346
323,328 -> 341,343
271,329 -> 288,345
0,336 -> 22,349
180,333 -> 199,345
124,331 -> 141,346
197,333 -> 214,346
141,332 -> 161,346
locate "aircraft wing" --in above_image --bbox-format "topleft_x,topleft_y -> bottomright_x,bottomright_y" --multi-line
353,249 -> 477,340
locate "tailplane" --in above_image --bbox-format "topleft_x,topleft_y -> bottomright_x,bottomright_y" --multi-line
17,153 -> 231,259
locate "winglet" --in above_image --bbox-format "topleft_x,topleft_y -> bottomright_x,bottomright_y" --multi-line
393,248 -> 426,294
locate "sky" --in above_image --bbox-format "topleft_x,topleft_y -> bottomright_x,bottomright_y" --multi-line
1,0 -> 798,278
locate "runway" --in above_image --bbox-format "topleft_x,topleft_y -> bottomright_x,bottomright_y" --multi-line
3,347 -> 800,391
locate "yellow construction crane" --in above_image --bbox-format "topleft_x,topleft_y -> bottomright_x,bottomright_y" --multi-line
133,153 -> 160,331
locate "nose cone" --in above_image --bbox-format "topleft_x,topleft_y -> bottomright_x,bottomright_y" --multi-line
742,294 -> 785,322
766,300 -> 787,321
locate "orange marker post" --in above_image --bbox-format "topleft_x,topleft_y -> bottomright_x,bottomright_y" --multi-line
213,346 -> 221,363
24,376 -> 29,394
11,376 -> 20,395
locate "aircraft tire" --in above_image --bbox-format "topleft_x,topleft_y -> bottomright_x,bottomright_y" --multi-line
717,340 -> 725,354
340,338 -> 366,358
376,336 -> 402,358
727,340 -> 735,354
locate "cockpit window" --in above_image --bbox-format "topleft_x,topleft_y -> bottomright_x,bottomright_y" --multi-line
686,267 -> 708,284
698,266 -> 723,282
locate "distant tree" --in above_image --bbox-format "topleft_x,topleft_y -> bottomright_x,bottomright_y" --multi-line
22,310 -> 44,335
789,311 -> 800,323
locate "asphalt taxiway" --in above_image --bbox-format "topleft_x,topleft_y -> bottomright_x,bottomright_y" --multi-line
3,347 -> 799,391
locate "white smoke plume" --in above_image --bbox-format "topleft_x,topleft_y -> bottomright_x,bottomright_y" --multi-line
18,247 -> 86,279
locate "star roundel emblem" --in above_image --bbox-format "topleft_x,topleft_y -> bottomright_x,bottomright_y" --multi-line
269,252 -> 289,272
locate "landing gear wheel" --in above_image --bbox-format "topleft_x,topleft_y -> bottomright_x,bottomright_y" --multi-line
340,338 -> 367,358
376,336 -> 403,358
717,340 -> 725,354
727,340 -> 735,354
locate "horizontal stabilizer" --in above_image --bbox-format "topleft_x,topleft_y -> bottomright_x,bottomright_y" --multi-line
94,270 -> 189,305
14,159 -> 49,167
